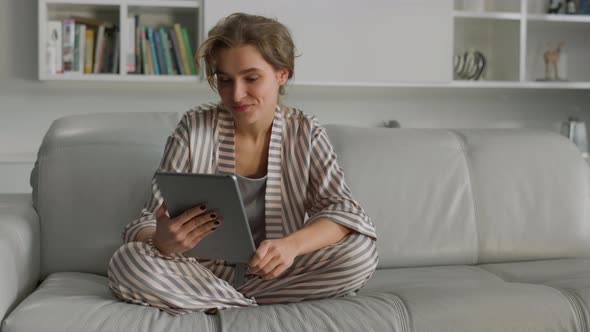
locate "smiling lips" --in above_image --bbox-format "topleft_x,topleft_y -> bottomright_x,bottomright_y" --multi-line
232,105 -> 251,112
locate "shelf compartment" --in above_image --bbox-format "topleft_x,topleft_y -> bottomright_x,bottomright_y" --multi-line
525,20 -> 590,82
126,5 -> 200,76
454,18 -> 521,82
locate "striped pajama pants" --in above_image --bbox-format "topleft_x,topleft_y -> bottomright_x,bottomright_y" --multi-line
107,232 -> 378,315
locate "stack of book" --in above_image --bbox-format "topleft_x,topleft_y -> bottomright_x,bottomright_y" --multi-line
46,16 -> 120,75
45,15 -> 197,76
127,15 -> 198,76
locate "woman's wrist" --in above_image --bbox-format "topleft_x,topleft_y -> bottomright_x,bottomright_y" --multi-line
135,226 -> 156,243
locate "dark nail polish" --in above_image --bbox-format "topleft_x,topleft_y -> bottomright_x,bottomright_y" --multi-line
210,213 -> 217,219
212,227 -> 218,230
214,220 -> 220,225
200,205 -> 206,210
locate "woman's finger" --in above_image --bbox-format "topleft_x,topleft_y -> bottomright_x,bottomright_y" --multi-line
259,256 -> 282,276
263,263 -> 288,280
171,203 -> 208,225
250,249 -> 275,275
182,211 -> 219,233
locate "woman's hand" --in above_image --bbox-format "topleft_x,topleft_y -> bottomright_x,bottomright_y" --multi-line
248,238 -> 298,280
152,202 -> 222,255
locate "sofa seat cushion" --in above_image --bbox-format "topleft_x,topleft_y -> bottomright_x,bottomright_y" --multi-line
2,272 -> 219,332
360,266 -> 582,331
480,258 -> 590,329
218,292 -> 409,332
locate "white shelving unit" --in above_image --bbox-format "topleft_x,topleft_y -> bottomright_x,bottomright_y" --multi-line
38,0 -> 202,82
453,0 -> 590,88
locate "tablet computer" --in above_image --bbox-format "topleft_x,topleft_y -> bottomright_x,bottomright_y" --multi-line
154,172 -> 256,264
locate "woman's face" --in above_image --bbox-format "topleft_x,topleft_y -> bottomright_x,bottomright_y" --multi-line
215,45 -> 288,126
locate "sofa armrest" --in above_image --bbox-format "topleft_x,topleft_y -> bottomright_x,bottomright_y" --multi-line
0,194 -> 40,323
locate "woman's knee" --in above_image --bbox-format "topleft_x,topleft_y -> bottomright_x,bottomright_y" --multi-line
330,233 -> 378,270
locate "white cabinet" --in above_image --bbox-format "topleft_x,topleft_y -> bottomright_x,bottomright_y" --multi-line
38,0 -> 202,82
453,0 -> 590,88
204,0 -> 454,85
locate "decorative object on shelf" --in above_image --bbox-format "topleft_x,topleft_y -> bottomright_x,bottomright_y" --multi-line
539,42 -> 567,81
565,0 -> 578,14
383,120 -> 400,128
561,116 -> 589,159
547,0 -> 563,14
453,49 -> 486,81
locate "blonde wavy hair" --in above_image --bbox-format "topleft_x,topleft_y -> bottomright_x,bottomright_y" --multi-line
196,13 -> 296,95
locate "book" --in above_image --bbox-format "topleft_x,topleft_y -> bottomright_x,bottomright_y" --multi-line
168,27 -> 185,75
159,27 -> 175,75
144,30 -> 155,75
93,25 -> 106,73
62,19 -> 76,72
84,28 -> 95,73
147,27 -> 160,75
173,23 -> 191,75
181,26 -> 197,75
74,24 -> 86,74
46,21 -> 63,74
111,28 -> 120,73
134,15 -> 142,74
127,16 -> 136,73
140,29 -> 150,74
153,28 -> 167,75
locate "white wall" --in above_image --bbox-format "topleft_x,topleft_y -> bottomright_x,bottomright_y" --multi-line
1,0 -> 590,193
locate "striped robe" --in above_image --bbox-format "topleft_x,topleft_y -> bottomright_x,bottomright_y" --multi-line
108,103 -> 379,315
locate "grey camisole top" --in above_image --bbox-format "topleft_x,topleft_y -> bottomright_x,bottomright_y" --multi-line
235,173 -> 267,248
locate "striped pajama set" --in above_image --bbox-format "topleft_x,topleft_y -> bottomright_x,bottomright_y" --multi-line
107,103 -> 379,315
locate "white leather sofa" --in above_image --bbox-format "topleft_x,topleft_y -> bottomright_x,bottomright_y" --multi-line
2,111 -> 590,331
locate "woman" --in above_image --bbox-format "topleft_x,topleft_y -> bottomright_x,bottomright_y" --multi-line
108,12 -> 378,315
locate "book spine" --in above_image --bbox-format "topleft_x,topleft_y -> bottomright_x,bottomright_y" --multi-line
84,28 -> 94,74
77,24 -> 86,73
174,23 -> 190,75
93,25 -> 105,73
140,29 -> 149,74
147,27 -> 160,75
153,28 -> 167,75
127,16 -> 136,73
73,24 -> 81,73
62,19 -> 76,72
112,28 -> 120,73
168,27 -> 184,75
47,21 -> 63,74
144,29 -> 155,75
134,15 -> 142,74
159,27 -> 174,75
100,27 -> 112,73
181,27 -> 197,75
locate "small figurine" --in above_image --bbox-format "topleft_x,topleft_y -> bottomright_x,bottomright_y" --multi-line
548,0 -> 563,13
565,0 -> 577,14
544,42 -> 564,80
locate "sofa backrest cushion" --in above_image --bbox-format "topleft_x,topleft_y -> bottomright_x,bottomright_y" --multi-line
326,125 -> 590,268
31,112 -> 590,276
32,112 -> 182,277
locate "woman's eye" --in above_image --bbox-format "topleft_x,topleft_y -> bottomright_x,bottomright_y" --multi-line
246,77 -> 259,82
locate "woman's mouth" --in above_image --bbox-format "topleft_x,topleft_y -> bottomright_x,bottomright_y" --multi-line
233,105 -> 251,112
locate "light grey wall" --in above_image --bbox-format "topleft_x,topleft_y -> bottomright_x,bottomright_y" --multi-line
1,0 -> 590,193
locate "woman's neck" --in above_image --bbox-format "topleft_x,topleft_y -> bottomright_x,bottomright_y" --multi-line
234,107 -> 275,142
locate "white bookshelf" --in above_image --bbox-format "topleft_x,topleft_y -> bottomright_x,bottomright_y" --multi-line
38,0 -> 202,82
453,0 -> 590,89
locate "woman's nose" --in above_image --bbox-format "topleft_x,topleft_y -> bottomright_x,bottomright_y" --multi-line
232,81 -> 246,101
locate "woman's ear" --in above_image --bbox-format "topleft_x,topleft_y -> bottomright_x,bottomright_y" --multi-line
276,68 -> 289,86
